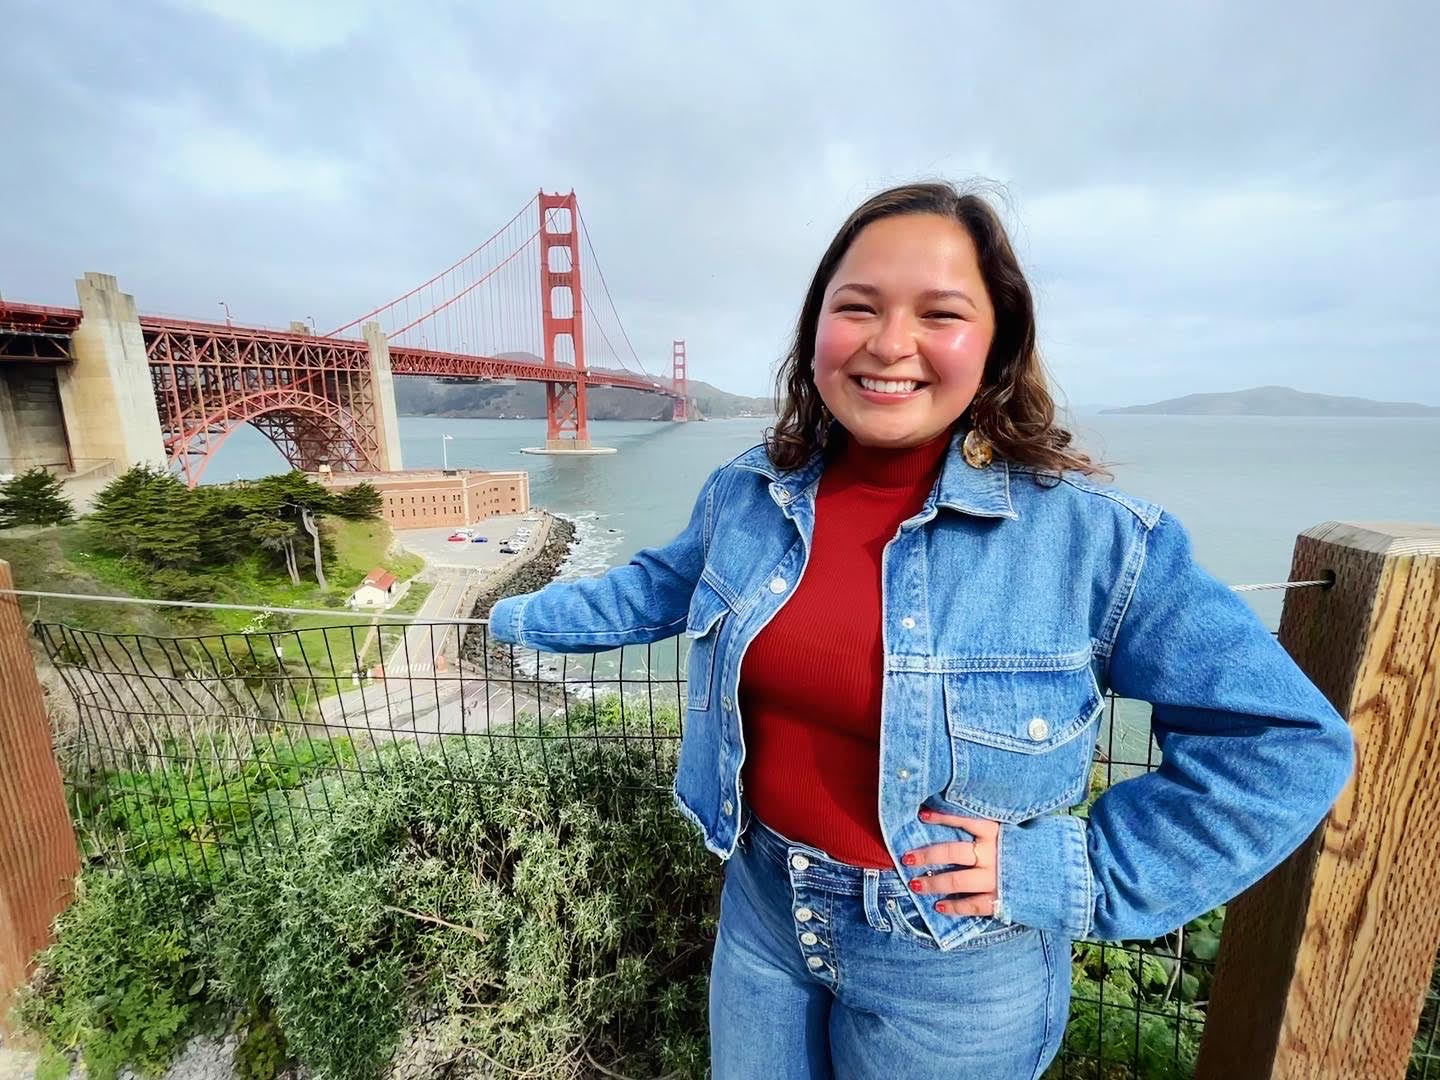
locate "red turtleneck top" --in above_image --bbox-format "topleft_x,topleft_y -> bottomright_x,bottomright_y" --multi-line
739,430 -> 950,868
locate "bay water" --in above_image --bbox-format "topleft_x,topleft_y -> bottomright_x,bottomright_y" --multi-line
213,413 -> 1440,629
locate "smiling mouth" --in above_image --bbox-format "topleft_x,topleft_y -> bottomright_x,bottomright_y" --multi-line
854,375 -> 927,395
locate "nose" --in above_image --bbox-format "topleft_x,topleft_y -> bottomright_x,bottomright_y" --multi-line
867,312 -> 916,365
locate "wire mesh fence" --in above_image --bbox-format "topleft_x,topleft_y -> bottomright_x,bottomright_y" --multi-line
35,617 -> 1211,1078
1412,955 -> 1440,1079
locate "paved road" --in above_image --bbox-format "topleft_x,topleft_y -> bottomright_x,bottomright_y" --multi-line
317,513 -> 559,735
318,513 -> 560,737
385,572 -> 462,676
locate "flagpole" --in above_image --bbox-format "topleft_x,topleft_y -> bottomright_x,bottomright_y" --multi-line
442,434 -> 452,471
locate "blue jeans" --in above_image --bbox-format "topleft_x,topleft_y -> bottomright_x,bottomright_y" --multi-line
709,814 -> 1068,1079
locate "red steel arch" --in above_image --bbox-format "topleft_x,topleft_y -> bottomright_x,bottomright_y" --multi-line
146,320 -> 383,486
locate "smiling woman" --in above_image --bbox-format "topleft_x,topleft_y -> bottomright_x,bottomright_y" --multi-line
487,180 -> 1353,1080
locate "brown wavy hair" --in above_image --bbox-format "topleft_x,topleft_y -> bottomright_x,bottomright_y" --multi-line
766,181 -> 1101,477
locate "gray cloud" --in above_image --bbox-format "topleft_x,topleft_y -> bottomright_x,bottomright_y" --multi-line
2,0 -> 1436,405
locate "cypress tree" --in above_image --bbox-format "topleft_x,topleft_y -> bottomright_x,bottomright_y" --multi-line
0,467 -> 75,528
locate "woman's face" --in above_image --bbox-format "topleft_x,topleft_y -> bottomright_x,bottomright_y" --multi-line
813,213 -> 995,449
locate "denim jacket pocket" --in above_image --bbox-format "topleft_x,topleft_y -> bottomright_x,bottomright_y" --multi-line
683,578 -> 730,711
941,659 -> 1104,821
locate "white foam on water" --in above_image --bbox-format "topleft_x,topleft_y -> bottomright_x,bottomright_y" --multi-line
553,511 -> 624,583
498,512 -> 624,682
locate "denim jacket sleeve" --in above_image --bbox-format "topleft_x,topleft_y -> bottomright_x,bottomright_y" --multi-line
995,510 -> 1355,941
486,467 -> 721,652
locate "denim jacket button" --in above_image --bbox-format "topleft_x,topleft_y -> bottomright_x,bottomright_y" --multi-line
769,577 -> 788,594
795,907 -> 814,922
807,956 -> 824,970
722,695 -> 733,711
790,854 -> 810,871
901,616 -> 916,630
1028,716 -> 1050,740
723,800 -> 734,815
800,931 -> 819,946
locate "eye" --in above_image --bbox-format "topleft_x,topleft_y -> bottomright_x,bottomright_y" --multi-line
834,303 -> 874,314
924,310 -> 963,321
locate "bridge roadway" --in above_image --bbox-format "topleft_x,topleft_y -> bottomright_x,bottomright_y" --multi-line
0,300 -> 679,397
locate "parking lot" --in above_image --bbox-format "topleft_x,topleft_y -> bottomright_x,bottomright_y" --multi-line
392,512 -> 546,572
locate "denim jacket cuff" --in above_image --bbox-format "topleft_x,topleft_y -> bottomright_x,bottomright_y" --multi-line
997,815 -> 1094,939
487,594 -> 527,645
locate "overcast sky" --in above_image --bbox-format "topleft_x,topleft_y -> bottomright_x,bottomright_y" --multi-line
2,1 -> 1436,405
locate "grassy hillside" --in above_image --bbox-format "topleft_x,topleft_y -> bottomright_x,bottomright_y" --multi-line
0,516 -> 422,639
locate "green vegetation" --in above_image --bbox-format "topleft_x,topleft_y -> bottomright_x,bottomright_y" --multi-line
0,466 -> 75,528
15,872 -> 213,1080
0,468 -> 420,642
1042,766 -> 1215,1079
69,737 -> 357,880
19,701 -> 716,1080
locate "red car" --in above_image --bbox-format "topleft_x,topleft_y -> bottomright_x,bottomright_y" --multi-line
447,532 -> 467,542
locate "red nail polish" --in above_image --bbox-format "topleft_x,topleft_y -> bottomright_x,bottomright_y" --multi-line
935,902 -> 947,914
910,879 -> 924,892
919,810 -> 934,822
901,853 -> 917,866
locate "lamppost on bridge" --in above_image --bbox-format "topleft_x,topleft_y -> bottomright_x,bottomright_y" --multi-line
219,301 -> 232,327
307,315 -> 316,333
442,433 -> 453,471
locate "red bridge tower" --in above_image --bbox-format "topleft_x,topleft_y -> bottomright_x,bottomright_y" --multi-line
672,340 -> 689,421
539,191 -> 590,451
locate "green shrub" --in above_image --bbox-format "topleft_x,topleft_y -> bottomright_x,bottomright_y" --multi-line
1053,940 -> 1206,1079
25,701 -> 715,1079
69,736 -> 356,878
14,873 -> 213,1080
0,466 -> 74,527
209,704 -> 715,1079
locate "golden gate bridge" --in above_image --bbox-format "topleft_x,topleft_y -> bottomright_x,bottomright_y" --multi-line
0,191 -> 690,485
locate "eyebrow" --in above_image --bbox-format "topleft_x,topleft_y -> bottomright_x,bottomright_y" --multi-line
832,282 -> 976,308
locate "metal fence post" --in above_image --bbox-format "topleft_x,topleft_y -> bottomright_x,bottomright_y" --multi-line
1196,523 -> 1440,1079
0,559 -> 79,1037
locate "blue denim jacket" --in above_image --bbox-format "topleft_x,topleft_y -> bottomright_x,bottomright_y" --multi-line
488,432 -> 1354,949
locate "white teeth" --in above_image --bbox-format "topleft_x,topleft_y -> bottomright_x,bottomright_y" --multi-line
859,376 -> 920,394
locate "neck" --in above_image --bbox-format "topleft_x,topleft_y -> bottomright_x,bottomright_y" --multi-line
832,428 -> 952,489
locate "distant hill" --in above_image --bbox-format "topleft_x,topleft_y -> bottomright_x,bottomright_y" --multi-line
393,356 -> 773,421
1102,386 -> 1440,417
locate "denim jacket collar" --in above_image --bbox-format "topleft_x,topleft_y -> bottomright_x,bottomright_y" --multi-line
733,427 -> 1018,521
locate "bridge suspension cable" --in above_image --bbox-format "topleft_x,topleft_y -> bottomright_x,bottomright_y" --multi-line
577,207 -> 651,380
327,195 -> 538,338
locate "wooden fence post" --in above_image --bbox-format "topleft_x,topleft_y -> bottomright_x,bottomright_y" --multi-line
0,559 -> 79,1038
1197,523 -> 1440,1079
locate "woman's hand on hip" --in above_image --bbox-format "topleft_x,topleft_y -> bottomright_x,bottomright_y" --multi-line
901,809 -> 999,917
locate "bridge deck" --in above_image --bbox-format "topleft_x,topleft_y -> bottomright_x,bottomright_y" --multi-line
0,301 -> 677,395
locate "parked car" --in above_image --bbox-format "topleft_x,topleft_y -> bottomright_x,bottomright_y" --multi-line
470,536 -> 487,543
447,533 -> 467,542
498,545 -> 519,555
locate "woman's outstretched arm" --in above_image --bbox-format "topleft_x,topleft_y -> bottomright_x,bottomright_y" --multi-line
487,465 -> 725,654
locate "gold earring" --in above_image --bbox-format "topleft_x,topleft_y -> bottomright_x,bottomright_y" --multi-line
962,429 -> 993,469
